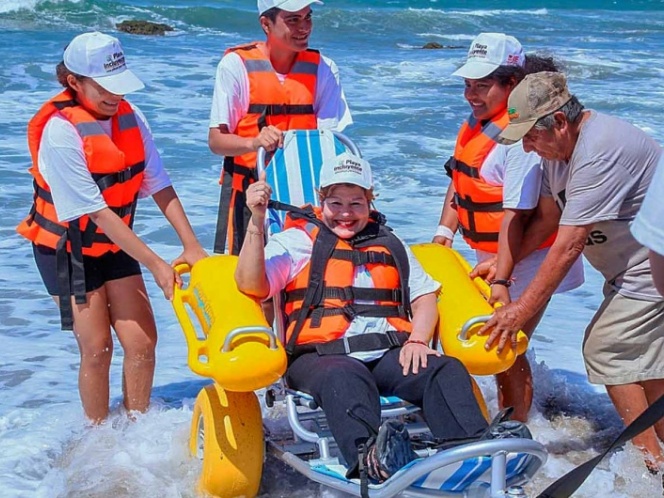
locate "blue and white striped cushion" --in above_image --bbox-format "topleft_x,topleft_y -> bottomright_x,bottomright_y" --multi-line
265,129 -> 347,233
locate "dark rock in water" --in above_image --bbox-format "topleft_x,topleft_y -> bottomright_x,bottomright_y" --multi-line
116,20 -> 174,36
422,42 -> 465,49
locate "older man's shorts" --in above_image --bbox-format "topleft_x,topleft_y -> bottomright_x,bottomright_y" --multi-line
583,290 -> 664,385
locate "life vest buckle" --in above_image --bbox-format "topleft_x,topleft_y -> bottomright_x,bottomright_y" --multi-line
115,166 -> 134,184
342,304 -> 357,321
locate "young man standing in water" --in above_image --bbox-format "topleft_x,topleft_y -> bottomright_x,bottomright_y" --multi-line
208,0 -> 352,255
480,72 -> 664,471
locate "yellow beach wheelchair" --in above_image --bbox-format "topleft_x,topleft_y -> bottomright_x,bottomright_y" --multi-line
172,129 -> 545,498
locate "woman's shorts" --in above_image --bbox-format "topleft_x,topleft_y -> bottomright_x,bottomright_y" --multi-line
583,290 -> 664,385
32,244 -> 142,296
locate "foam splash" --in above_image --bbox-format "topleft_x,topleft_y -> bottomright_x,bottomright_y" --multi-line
0,0 -> 82,15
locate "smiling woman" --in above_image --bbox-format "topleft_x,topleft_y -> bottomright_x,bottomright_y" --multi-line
14,31 -> 207,424
432,32 -> 585,423
234,150 -> 491,486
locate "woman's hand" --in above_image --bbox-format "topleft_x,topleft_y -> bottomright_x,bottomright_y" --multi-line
469,256 -> 498,282
432,235 -> 453,247
149,258 -> 182,301
245,170 -> 272,218
399,341 -> 441,376
172,243 -> 208,268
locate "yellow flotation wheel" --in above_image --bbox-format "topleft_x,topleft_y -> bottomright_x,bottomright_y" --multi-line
190,383 -> 264,498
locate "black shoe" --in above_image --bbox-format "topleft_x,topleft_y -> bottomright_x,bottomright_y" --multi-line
481,407 -> 532,441
365,419 -> 417,482
413,407 -> 532,452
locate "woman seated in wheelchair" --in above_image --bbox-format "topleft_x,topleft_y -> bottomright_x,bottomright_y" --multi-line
235,152 -> 493,483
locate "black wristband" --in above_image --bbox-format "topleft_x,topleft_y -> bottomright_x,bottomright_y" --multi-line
489,279 -> 513,288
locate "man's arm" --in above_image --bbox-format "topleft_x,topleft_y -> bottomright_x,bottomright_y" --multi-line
208,124 -> 283,157
481,223 -> 590,351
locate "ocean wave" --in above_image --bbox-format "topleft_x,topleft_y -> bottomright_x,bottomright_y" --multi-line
0,0 -> 81,15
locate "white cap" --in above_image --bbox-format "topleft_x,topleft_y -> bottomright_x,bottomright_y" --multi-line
258,0 -> 322,16
319,152 -> 373,190
452,33 -> 525,79
63,31 -> 145,95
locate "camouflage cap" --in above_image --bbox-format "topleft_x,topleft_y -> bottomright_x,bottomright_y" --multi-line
498,71 -> 573,145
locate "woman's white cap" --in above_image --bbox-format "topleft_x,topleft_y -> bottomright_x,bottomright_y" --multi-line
258,0 -> 322,16
63,31 -> 145,95
452,33 -> 525,79
319,152 -> 373,190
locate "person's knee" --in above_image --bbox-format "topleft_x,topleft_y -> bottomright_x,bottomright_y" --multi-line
79,338 -> 114,367
433,355 -> 467,376
123,338 -> 157,364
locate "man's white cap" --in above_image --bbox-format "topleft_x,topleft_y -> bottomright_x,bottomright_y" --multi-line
452,33 -> 525,79
319,152 -> 373,190
258,0 -> 323,16
63,31 -> 145,95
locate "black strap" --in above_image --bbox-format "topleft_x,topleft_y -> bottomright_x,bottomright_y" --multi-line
458,225 -> 500,243
354,225 -> 413,320
52,99 -> 78,110
454,193 -> 503,213
91,161 -> 146,192
315,331 -> 408,356
536,393 -> 664,498
214,157 -> 257,255
214,158 -> 235,254
331,249 -> 396,267
247,103 -> 316,116
287,303 -> 408,327
55,232 -> 73,330
55,219 -> 87,331
448,157 -> 480,179
285,227 -> 338,355
35,182 -> 54,203
284,286 -> 402,304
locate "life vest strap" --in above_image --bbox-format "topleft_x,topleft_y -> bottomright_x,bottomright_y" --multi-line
52,99 -> 78,110
454,193 -> 503,213
331,249 -> 396,267
458,226 -> 499,243
55,219 -> 87,331
247,103 -> 315,116
91,161 -> 146,192
292,331 -> 409,358
446,157 -> 480,179
284,286 -> 403,304
34,181 -> 54,203
287,303 -> 408,329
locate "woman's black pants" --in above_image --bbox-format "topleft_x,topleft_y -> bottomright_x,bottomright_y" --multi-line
285,348 -> 489,474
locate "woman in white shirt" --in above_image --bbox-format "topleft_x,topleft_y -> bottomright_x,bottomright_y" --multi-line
16,32 -> 206,423
433,33 -> 584,422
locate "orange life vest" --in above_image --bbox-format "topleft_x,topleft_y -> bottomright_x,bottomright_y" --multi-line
447,110 -> 509,253
447,110 -> 557,253
215,42 -> 320,255
16,89 -> 146,329
222,42 -> 319,184
281,207 -> 413,352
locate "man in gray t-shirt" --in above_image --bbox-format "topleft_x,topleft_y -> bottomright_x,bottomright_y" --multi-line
480,72 -> 664,471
